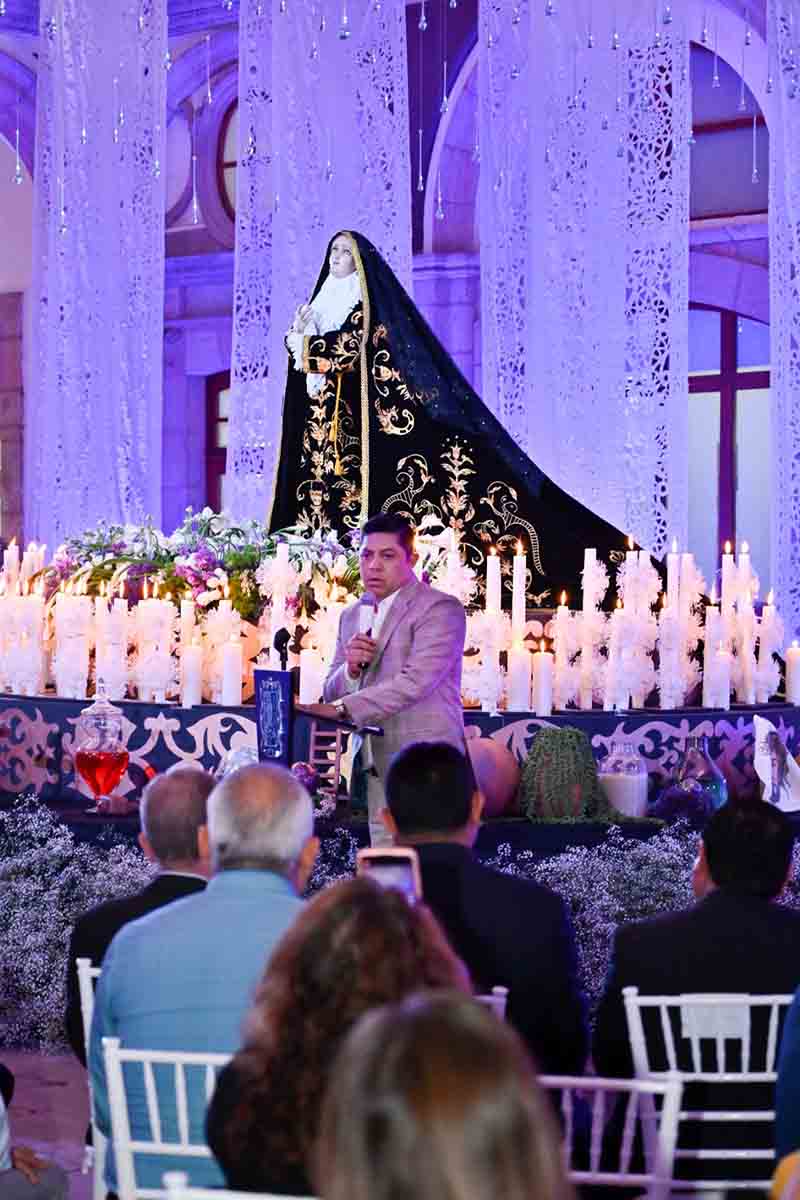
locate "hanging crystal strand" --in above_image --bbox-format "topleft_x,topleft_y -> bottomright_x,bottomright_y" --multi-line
191,111 -> 200,226
0,1 -> 6,16
58,173 -> 67,235
744,6 -> 751,46
662,2 -> 672,23
701,6 -> 708,45
738,40 -> 747,112
417,13 -> 426,190
12,94 -> 23,184
545,0 -> 556,16
440,0 -> 449,112
112,76 -> 120,144
511,3 -> 522,77
687,47 -> 696,145
163,48 -> 173,70
751,110 -> 759,183
435,169 -> 445,220
653,0 -> 662,48
615,35 -> 623,112
712,16 -> 721,87
222,0 -> 234,12
325,127 -> 334,183
449,0 -> 457,8
571,37 -> 579,109
152,120 -> 162,179
137,1 -> 145,32
419,0 -> 427,33
586,0 -> 594,48
338,1 -> 351,40
205,33 -> 213,105
611,0 -> 620,50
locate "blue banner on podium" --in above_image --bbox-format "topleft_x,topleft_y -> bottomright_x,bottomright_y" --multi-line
253,669 -> 294,765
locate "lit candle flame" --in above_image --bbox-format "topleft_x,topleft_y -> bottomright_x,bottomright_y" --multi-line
560,590 -> 567,606
767,589 -> 774,605
490,547 -> 497,557
8,537 -> 16,548
709,585 -> 717,605
540,638 -> 546,653
22,580 -> 29,597
628,534 -> 634,551
516,540 -> 523,555
661,593 -> 668,608
142,579 -> 148,600
741,540 -> 749,554
616,598 -> 623,610
671,537 -> 678,554
120,580 -> 125,599
724,540 -> 732,555
153,580 -> 159,599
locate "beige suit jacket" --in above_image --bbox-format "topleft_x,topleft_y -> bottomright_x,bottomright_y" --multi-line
323,578 -> 466,780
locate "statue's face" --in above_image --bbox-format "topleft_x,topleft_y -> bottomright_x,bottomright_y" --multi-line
329,235 -> 356,279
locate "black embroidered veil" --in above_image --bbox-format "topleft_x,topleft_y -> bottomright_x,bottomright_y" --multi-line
268,230 -> 629,602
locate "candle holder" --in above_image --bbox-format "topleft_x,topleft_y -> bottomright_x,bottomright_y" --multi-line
74,689 -> 130,814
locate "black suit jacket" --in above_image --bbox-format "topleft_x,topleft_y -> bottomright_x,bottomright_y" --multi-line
64,872 -> 207,1064
593,889 -> 800,1181
416,842 -> 588,1074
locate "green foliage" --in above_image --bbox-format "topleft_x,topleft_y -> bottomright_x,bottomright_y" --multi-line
519,726 -> 615,822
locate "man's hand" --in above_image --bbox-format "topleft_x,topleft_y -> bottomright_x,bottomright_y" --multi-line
11,1147 -> 46,1185
345,633 -> 377,679
296,703 -> 344,721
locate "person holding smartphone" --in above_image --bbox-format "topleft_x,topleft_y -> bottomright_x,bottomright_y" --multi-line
300,512 -> 466,846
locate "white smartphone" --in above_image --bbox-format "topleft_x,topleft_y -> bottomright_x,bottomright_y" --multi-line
356,846 -> 422,903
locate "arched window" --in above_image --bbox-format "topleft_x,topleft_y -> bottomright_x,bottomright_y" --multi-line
688,304 -> 770,588
217,101 -> 238,222
206,371 -> 230,511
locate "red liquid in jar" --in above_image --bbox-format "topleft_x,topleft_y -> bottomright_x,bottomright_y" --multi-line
75,749 -> 130,797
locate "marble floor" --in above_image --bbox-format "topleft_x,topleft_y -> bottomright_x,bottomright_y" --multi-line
4,1050 -> 91,1200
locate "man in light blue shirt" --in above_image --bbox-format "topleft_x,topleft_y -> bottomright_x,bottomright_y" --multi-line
89,763 -> 319,1193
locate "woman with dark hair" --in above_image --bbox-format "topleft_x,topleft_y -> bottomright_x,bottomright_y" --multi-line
315,992 -> 573,1200
205,876 -> 470,1195
269,229 -> 627,603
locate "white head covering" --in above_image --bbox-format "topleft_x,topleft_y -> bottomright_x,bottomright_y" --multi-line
309,268 -> 362,334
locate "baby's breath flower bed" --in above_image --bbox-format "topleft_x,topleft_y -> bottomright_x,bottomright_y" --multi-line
3,797 -> 800,1049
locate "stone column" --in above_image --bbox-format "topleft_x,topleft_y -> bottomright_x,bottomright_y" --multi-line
0,293 -> 24,546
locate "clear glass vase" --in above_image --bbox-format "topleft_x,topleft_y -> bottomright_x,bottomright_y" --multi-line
598,740 -> 649,818
74,689 -> 130,814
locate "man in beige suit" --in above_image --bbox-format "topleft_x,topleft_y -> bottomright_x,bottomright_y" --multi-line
304,513 -> 466,845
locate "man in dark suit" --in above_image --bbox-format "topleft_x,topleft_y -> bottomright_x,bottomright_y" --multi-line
64,765 -> 215,1063
593,798 -> 800,1182
383,740 -> 588,1074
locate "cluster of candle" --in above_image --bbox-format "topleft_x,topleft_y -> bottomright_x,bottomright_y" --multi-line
469,537 -> 796,714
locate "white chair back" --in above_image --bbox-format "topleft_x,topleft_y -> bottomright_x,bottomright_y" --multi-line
76,957 -> 106,1200
538,1073 -> 683,1200
622,987 -> 794,1191
163,1170 -> 319,1200
102,1037 -> 231,1200
474,985 -> 509,1020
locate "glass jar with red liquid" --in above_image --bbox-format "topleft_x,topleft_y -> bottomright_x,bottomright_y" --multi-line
75,689 -> 130,814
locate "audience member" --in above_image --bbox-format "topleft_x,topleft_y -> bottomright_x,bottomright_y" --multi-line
89,762 -> 318,1193
0,1094 -> 67,1200
594,797 -> 800,1182
382,740 -> 588,1073
206,876 -> 470,1195
65,765 -> 215,1063
315,992 -> 573,1200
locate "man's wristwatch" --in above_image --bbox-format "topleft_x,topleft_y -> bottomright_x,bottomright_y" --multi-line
332,699 -> 350,721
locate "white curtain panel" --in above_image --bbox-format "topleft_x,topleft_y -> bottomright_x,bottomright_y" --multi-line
25,0 -> 167,546
768,0 -> 800,638
479,0 -> 690,555
225,0 -> 412,523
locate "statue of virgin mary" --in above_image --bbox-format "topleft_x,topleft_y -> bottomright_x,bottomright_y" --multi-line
268,230 -> 629,601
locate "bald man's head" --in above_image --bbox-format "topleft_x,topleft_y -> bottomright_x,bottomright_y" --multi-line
208,763 -> 315,878
140,766 -> 215,870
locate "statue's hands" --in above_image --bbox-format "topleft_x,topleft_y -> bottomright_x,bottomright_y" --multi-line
292,303 -> 314,333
